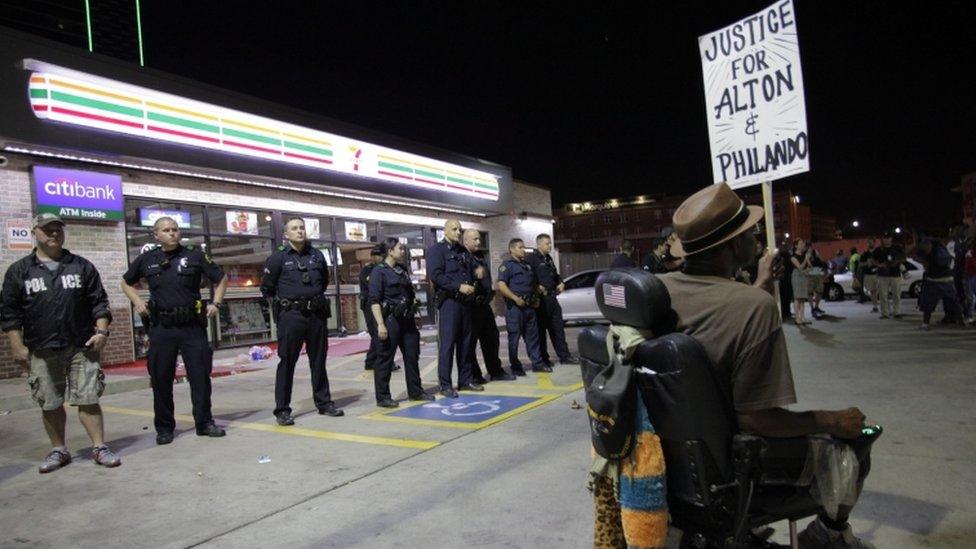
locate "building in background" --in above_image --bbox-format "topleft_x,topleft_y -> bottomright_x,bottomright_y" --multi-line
810,212 -> 839,242
0,28 -> 551,378
554,187 -> 825,273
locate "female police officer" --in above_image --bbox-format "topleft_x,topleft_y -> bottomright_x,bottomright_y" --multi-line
368,238 -> 434,407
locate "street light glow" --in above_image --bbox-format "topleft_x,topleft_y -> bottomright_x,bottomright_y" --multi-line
852,220 -> 860,228
895,227 -> 902,234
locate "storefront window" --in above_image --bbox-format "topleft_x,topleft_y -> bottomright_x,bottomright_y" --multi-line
207,234 -> 277,349
216,298 -> 272,347
125,199 -> 205,231
283,214 -> 331,242
123,199 -> 403,349
310,241 -> 340,333
208,236 -> 274,289
336,219 -> 377,243
381,223 -> 423,247
208,206 -> 274,237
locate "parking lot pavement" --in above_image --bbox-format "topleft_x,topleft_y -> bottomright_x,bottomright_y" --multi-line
1,300 -> 975,548
0,336 -> 590,548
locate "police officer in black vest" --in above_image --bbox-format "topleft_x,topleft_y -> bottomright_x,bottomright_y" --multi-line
3,213 -> 121,471
359,246 -> 383,371
368,238 -> 434,407
526,233 -> 579,368
461,229 -> 516,382
426,219 -> 483,398
261,217 -> 343,426
121,217 -> 228,445
497,238 -> 549,374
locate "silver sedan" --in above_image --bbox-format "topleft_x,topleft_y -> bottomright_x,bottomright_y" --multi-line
556,269 -> 608,323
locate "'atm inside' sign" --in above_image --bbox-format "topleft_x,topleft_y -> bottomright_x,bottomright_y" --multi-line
32,165 -> 123,221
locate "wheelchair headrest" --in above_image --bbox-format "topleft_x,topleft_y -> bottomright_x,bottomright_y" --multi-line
595,268 -> 675,333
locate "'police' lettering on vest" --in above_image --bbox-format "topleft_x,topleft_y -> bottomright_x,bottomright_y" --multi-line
25,277 -> 48,295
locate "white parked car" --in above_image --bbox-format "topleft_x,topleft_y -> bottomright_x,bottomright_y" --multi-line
827,258 -> 924,301
556,269 -> 607,323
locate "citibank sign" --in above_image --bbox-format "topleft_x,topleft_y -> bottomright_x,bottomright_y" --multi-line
32,165 -> 124,221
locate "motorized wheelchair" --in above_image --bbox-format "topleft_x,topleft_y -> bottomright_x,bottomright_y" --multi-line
579,268 -> 881,548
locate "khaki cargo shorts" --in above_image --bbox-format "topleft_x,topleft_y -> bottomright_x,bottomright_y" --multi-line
27,347 -> 105,411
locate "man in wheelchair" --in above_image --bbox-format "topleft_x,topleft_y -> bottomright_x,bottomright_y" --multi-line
582,184 -> 878,549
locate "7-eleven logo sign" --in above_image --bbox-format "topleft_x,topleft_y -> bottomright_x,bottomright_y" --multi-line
348,145 -> 363,172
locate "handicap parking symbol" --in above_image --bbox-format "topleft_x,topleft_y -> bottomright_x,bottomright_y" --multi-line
422,399 -> 503,417
387,394 -> 542,424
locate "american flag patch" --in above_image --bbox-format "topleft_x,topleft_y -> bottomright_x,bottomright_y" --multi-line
602,283 -> 626,308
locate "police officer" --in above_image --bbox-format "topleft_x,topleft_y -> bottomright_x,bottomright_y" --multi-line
121,216 -> 227,445
359,246 -> 383,371
497,238 -> 549,374
2,213 -> 121,472
426,219 -> 483,398
461,229 -> 516,382
261,217 -> 343,425
369,238 -> 434,407
526,233 -> 579,368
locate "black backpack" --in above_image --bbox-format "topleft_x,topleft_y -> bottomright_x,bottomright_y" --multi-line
584,333 -> 638,459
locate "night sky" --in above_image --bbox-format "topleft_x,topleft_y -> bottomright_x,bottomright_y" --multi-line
141,2 -> 976,233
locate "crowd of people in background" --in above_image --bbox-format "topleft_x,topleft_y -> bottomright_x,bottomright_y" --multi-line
602,218 -> 976,330
774,221 -> 976,329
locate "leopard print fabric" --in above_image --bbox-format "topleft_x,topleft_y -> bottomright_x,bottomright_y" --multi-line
593,474 -> 626,549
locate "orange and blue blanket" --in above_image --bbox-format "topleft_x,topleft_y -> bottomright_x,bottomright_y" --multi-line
592,394 -> 668,549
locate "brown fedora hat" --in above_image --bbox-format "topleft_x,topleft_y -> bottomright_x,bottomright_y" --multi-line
670,182 -> 764,258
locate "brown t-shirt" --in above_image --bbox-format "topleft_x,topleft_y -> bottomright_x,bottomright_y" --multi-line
658,271 -> 796,412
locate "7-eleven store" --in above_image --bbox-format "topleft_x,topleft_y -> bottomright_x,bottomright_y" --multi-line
0,29 -> 553,378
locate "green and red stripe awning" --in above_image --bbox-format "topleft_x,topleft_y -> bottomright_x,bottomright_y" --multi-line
27,70 -> 499,201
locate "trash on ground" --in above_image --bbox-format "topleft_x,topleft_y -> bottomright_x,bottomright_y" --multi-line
258,455 -> 271,464
249,345 -> 274,361
570,400 -> 582,410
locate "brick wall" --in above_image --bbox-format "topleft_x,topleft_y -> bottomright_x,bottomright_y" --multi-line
0,155 -> 134,378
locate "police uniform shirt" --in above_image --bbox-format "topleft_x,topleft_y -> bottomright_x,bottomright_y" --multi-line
368,262 -> 413,308
359,262 -> 377,307
1,249 -> 112,351
469,250 -> 494,294
426,239 -> 470,292
123,245 -> 224,310
498,258 -> 537,298
526,252 -> 561,292
260,243 -> 329,300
